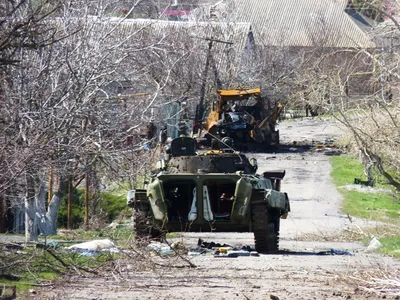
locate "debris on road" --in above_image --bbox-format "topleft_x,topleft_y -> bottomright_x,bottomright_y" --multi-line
147,241 -> 172,253
364,237 -> 383,253
317,249 -> 353,256
192,239 -> 260,257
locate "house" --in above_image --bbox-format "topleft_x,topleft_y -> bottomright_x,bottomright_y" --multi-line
192,0 -> 381,97
199,0 -> 375,49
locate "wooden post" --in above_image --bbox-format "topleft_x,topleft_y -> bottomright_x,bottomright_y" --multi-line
67,178 -> 72,230
85,172 -> 89,229
48,167 -> 53,204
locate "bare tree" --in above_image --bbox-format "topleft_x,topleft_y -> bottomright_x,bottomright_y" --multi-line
293,4 -> 400,191
1,0 -> 252,241
0,0 -> 175,241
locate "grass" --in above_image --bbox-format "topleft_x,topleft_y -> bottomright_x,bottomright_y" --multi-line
378,236 -> 400,258
0,239 -> 118,296
330,155 -> 400,257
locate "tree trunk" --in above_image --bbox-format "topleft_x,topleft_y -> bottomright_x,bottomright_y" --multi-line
36,178 -> 67,236
25,173 -> 38,242
25,174 -> 68,241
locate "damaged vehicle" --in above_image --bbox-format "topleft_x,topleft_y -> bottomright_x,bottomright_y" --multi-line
127,136 -> 290,253
200,88 -> 283,151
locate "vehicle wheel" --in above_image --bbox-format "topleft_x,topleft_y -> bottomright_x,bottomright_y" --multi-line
133,207 -> 151,239
251,205 -> 279,253
133,203 -> 166,243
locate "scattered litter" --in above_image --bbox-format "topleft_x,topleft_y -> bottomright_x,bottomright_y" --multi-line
79,250 -> 99,257
67,239 -> 115,251
147,241 -> 170,252
197,238 -> 232,249
36,240 -> 60,250
143,143 -> 151,151
265,156 -> 277,160
45,240 -> 61,249
317,249 -> 353,256
146,241 -> 176,255
289,147 -> 297,152
29,289 -> 37,295
227,250 -> 250,257
364,237 -> 382,253
218,247 -> 231,254
191,239 -> 260,257
160,249 -> 173,254
214,252 -> 238,258
108,222 -> 120,229
330,249 -> 352,256
171,241 -> 187,252
324,149 -> 342,156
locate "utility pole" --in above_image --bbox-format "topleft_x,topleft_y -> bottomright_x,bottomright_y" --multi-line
193,37 -> 233,134
67,178 -> 72,229
48,167 -> 53,204
85,172 -> 90,229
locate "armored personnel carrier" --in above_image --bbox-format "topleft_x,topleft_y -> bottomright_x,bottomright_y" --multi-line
127,136 -> 290,253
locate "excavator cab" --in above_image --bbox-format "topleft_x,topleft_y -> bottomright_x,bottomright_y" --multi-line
202,88 -> 282,150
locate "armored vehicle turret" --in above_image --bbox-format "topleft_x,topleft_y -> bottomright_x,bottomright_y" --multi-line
127,136 -> 290,253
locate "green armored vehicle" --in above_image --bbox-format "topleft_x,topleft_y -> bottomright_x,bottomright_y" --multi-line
127,137 -> 290,253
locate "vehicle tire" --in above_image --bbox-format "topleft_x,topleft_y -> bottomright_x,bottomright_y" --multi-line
133,204 -> 151,239
251,204 -> 279,253
133,203 -> 166,243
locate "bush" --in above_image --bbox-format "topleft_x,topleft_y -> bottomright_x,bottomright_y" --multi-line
57,188 -> 129,229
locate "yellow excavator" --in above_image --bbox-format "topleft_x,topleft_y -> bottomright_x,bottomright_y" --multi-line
198,87 -> 282,151
191,38 -> 283,151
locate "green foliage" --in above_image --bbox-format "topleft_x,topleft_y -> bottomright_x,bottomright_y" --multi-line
330,155 -> 398,191
57,186 -> 130,229
98,191 -> 128,222
340,189 -> 399,221
330,155 -> 400,256
0,246 -> 116,293
330,155 -> 400,222
330,155 -> 365,186
57,188 -> 84,229
378,236 -> 400,258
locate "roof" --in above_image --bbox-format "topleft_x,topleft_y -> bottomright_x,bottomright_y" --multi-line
90,18 -> 252,78
210,0 -> 375,48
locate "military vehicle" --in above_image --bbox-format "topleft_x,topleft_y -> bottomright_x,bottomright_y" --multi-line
197,88 -> 283,151
127,136 -> 290,253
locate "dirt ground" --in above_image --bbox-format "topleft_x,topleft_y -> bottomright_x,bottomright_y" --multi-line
33,118 -> 400,300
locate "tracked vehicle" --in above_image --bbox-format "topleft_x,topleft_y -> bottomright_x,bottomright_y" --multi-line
127,136 -> 290,253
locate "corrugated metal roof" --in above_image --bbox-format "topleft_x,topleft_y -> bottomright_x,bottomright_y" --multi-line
212,0 -> 375,48
87,18 -> 252,78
